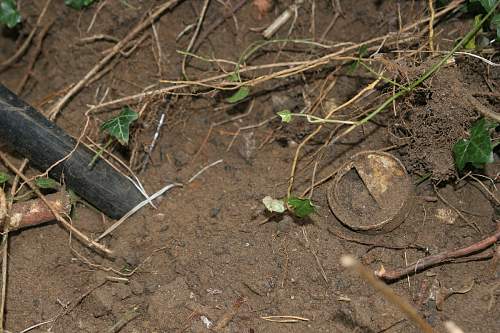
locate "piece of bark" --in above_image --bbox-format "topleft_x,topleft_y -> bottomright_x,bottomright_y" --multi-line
6,191 -> 71,231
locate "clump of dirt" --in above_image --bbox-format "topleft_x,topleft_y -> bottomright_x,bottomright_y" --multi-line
389,59 -> 492,181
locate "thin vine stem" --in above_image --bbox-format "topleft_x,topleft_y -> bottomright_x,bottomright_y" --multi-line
287,1 -> 499,196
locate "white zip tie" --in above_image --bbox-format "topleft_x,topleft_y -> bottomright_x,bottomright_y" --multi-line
96,182 -> 182,241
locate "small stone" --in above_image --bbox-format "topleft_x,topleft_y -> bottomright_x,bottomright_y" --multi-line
173,150 -> 190,167
123,252 -> 140,267
130,280 -> 144,295
271,94 -> 295,112
92,287 -> 114,317
277,215 -> 294,233
113,284 -> 132,300
148,277 -> 192,317
210,207 -> 220,218
144,280 -> 159,294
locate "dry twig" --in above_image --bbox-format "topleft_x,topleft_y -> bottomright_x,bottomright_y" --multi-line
181,0 -> 211,78
428,0 -> 436,53
47,0 -> 183,120
0,0 -> 52,71
6,192 -> 71,231
83,0 -> 462,114
376,224 -> 500,282
213,297 -> 245,331
16,21 -> 53,94
0,153 -> 111,255
341,255 -> 436,333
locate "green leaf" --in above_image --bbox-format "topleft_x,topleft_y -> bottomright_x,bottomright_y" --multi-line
347,60 -> 359,74
100,107 -> 139,145
277,110 -> 292,123
466,15 -> 483,49
347,45 -> 368,73
0,0 -> 21,28
226,87 -> 249,103
228,72 -> 240,82
65,0 -> 96,10
453,118 -> 496,171
478,0 -> 497,11
358,44 -> 368,58
491,13 -> 500,40
287,197 -> 315,218
35,177 -> 59,189
262,196 -> 286,214
0,172 -> 9,185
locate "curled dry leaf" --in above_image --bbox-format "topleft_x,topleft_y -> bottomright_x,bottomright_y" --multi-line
253,0 -> 272,18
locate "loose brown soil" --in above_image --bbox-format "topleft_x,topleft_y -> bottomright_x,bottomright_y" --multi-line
0,1 -> 499,332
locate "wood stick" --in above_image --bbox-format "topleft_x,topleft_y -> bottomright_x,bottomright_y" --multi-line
6,191 -> 71,231
376,224 -> 500,281
0,153 -> 111,255
47,0 -> 182,120
0,0 -> 52,71
342,255 -> 436,333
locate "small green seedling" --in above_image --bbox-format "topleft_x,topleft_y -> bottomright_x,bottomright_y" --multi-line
0,172 -> 9,185
0,0 -> 20,28
226,86 -> 250,103
65,0 -> 96,10
453,118 -> 498,171
262,196 -> 316,219
89,106 -> 139,168
277,110 -> 293,123
348,44 -> 368,73
287,197 -> 315,218
35,177 -> 60,189
226,72 -> 250,104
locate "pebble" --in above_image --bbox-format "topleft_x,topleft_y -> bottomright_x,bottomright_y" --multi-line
210,207 -> 220,218
130,280 -> 144,295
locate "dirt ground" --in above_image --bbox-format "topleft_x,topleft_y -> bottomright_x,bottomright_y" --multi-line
0,0 -> 499,332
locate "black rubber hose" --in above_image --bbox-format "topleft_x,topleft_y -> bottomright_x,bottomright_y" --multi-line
0,84 -> 144,219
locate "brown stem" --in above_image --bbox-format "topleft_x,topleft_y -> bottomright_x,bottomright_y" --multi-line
15,21 -> 53,94
376,224 -> 500,281
0,153 -> 111,255
47,0 -> 182,120
191,0 -> 248,53
0,0 -> 52,71
5,191 -> 71,231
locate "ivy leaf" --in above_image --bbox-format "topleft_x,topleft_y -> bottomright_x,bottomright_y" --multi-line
262,196 -> 286,214
65,0 -> 96,10
0,0 -> 21,28
277,110 -> 292,123
453,118 -> 496,171
35,177 -> 60,189
491,13 -> 500,41
478,0 -> 497,11
0,172 -> 9,185
226,87 -> 249,103
287,197 -> 315,218
100,107 -> 139,145
465,15 -> 483,49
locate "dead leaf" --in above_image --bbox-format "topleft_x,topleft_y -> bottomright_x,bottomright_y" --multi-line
253,0 -> 272,18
